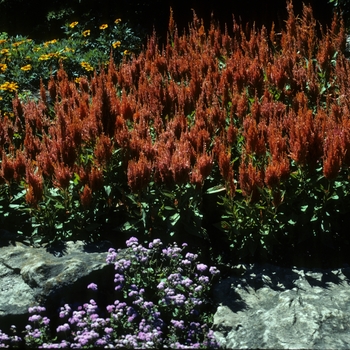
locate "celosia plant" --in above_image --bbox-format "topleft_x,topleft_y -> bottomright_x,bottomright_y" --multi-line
0,238 -> 221,348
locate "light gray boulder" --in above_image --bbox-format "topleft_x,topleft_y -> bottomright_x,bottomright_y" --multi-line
212,263 -> 350,349
0,238 -> 114,333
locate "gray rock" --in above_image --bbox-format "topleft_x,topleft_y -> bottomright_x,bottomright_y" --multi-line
0,240 -> 115,333
213,263 -> 350,349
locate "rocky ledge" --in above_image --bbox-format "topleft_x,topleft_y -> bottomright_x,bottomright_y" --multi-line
213,262 -> 350,349
0,237 -> 115,333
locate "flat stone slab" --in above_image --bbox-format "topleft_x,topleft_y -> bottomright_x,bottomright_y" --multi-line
213,263 -> 350,349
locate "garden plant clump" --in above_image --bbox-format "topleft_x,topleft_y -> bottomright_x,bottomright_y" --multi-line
0,0 -> 350,346
0,16 -> 142,115
0,1 -> 349,264
0,237 -> 220,348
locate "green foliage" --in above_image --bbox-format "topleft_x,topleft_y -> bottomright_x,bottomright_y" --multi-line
329,0 -> 350,27
0,16 -> 142,114
117,182 -> 208,248
216,159 -> 350,262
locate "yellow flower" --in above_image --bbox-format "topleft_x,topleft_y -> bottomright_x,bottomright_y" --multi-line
0,39 -> 7,45
0,81 -> 18,92
99,24 -> 108,30
63,47 -> 75,53
48,52 -> 60,58
39,54 -> 51,61
4,111 -> 14,118
75,77 -> 81,83
123,50 -> 130,55
12,40 -> 26,47
0,63 -> 7,72
80,61 -> 94,72
44,39 -> 58,47
33,46 -> 41,52
20,64 -> 32,71
0,48 -> 10,55
115,18 -> 121,24
69,21 -> 79,28
82,30 -> 90,37
112,41 -> 121,48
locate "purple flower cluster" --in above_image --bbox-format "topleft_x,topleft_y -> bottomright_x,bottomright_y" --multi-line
0,237 -> 221,349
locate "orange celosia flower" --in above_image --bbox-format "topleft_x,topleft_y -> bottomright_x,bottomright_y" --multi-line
1,152 -> 15,183
53,163 -> 72,189
127,153 -> 152,193
239,158 -> 264,203
25,166 -> 43,208
89,166 -> 104,192
80,184 -> 92,209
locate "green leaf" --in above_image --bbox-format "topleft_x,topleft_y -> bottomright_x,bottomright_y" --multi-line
329,193 -> 339,200
169,213 -> 180,226
55,222 -> 63,230
104,185 -> 111,197
205,185 -> 226,194
164,206 -> 175,211
300,205 -> 308,212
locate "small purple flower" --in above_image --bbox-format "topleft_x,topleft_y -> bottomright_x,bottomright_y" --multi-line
173,293 -> 186,306
132,297 -> 144,305
142,301 -> 154,309
28,314 -> 42,322
126,236 -> 138,247
128,290 -> 138,297
104,327 -> 113,334
196,263 -> 208,272
89,313 -> 99,321
0,331 -> 9,342
181,259 -> 192,266
87,283 -> 98,291
157,281 -> 166,290
194,285 -> 203,292
106,248 -> 117,264
42,317 -> 50,326
162,245 -> 182,258
115,259 -> 131,272
182,277 -> 193,287
164,287 -> 175,296
167,273 -> 182,283
59,304 -> 72,319
171,319 -> 185,329
148,238 -> 162,249
106,304 -> 115,313
57,323 -> 70,333
185,252 -> 198,261
115,301 -> 127,309
198,275 -> 209,284
209,266 -> 220,275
